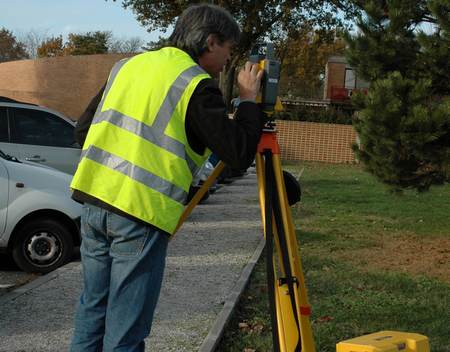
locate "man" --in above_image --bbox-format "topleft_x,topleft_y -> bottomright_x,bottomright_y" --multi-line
70,4 -> 264,351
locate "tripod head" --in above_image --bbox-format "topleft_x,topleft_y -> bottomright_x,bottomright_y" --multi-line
249,42 -> 283,120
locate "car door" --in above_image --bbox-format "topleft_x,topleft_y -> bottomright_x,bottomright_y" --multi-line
7,106 -> 81,174
0,158 -> 8,235
0,105 -> 10,152
0,107 -> 10,234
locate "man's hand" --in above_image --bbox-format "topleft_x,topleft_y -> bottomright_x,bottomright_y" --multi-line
237,61 -> 264,102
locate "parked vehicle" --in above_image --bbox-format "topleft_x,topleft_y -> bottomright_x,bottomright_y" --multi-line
0,97 -> 81,174
0,150 -> 81,273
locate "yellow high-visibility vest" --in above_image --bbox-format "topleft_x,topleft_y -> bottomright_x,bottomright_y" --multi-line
70,47 -> 211,235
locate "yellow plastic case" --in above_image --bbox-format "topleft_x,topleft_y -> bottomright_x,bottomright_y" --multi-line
336,331 -> 430,352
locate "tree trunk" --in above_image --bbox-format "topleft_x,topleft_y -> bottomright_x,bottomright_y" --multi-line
225,65 -> 236,111
219,55 -> 242,111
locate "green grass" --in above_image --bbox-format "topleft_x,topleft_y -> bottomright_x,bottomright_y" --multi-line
305,257 -> 450,351
217,162 -> 450,352
291,161 -> 450,238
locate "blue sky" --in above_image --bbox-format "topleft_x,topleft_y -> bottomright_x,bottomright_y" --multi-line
0,0 -> 165,42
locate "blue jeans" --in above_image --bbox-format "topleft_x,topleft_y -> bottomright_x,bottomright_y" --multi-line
71,204 -> 169,352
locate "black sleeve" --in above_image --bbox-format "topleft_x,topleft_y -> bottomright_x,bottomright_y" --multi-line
74,84 -> 105,146
186,79 -> 264,170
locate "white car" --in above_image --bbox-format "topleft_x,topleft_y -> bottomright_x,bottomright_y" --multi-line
0,97 -> 81,174
0,150 -> 82,273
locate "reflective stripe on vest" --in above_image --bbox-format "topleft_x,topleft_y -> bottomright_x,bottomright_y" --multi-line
89,108 -> 197,173
82,145 -> 188,200
88,64 -> 206,174
71,48 -> 211,234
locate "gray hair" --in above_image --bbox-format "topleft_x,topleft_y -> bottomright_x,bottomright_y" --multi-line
169,4 -> 240,61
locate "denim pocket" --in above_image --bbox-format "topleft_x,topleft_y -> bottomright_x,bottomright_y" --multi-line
108,212 -> 148,257
80,205 -> 106,254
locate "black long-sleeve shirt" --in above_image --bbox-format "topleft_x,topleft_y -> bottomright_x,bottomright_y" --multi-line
72,77 -> 264,226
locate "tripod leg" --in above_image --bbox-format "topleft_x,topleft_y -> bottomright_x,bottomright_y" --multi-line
258,150 -> 304,352
256,153 -> 286,277
256,152 -> 281,352
173,161 -> 225,236
271,154 -> 316,352
265,152 -> 302,352
255,153 -> 266,229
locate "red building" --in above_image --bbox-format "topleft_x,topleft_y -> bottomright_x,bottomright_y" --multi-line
323,55 -> 369,102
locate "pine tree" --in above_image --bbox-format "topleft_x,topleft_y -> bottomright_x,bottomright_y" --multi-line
65,31 -> 111,56
0,28 -> 28,62
345,0 -> 449,191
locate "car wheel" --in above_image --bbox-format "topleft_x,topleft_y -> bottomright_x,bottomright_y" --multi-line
12,218 -> 74,273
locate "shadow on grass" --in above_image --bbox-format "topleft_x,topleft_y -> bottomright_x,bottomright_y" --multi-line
296,230 -> 334,243
306,178 -> 364,188
296,230 -> 379,251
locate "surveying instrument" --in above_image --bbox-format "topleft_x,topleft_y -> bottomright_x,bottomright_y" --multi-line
174,43 -> 430,352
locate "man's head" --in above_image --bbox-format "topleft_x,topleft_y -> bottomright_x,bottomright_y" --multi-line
169,4 -> 240,78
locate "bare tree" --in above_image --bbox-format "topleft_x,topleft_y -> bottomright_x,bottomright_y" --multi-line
18,29 -> 50,59
108,36 -> 144,53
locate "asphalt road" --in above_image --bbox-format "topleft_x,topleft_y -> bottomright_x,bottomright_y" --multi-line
0,254 -> 34,297
0,249 -> 80,297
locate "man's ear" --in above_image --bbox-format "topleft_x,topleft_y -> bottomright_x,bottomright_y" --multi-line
205,34 -> 218,52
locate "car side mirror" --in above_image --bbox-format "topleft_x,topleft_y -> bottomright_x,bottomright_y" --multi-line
71,141 -> 81,149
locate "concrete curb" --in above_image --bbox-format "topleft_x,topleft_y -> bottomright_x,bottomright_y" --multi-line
199,236 -> 266,352
0,261 -> 79,304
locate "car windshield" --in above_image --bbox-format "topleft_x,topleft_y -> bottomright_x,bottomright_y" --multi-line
0,149 -> 21,163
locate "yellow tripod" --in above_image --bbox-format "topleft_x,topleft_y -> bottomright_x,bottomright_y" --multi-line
173,42 -> 430,351
174,120 -> 316,351
254,121 -> 315,352
251,122 -> 430,352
